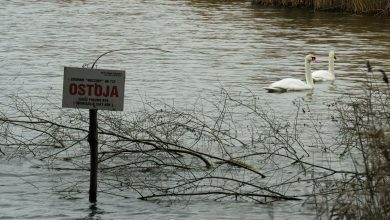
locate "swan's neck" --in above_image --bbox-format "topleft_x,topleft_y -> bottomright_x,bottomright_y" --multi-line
328,58 -> 335,77
305,60 -> 314,87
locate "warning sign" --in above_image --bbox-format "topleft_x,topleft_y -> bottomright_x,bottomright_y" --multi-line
62,67 -> 125,111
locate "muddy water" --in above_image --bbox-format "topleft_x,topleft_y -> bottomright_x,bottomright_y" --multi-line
0,0 -> 389,219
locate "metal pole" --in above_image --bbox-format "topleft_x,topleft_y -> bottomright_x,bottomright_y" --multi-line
88,109 -> 98,203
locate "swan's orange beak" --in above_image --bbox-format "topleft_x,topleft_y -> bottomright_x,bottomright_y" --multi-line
312,56 -> 317,62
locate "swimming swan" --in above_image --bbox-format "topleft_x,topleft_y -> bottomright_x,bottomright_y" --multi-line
312,50 -> 336,81
264,54 -> 316,92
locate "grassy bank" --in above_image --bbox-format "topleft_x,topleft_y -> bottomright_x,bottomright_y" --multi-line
252,0 -> 390,15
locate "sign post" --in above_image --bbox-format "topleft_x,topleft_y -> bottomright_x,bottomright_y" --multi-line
62,67 -> 125,203
88,109 -> 98,203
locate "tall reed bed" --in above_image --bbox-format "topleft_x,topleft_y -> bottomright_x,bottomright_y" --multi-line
252,0 -> 313,8
252,0 -> 390,15
313,64 -> 390,219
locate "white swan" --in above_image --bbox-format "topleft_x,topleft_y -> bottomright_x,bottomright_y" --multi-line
264,54 -> 316,92
312,50 -> 336,81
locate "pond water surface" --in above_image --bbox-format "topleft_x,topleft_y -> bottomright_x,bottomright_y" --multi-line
0,0 -> 389,219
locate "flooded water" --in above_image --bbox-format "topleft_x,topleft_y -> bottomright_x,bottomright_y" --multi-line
1,0 -> 389,219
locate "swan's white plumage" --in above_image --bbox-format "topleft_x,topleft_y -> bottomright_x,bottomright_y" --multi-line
312,50 -> 336,81
312,70 -> 331,80
265,78 -> 311,92
264,54 -> 316,92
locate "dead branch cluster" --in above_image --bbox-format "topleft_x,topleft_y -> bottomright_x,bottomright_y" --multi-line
1,63 -> 389,217
0,89 -> 340,204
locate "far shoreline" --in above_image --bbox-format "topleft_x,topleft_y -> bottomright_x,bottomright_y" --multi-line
251,0 -> 390,16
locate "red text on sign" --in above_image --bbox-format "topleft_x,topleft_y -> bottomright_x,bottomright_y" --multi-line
69,83 -> 119,97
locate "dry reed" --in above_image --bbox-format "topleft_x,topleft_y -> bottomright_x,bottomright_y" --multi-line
313,64 -> 390,219
252,0 -> 390,15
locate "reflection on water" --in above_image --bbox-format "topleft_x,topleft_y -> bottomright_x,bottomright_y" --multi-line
0,0 -> 389,219
86,204 -> 104,220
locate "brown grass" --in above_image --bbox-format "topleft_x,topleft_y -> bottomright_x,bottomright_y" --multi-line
252,0 -> 390,15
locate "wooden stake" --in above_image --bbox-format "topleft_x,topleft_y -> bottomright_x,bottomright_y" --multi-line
88,109 -> 98,203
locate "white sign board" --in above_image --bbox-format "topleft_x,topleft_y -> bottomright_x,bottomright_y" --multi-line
62,67 -> 125,111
